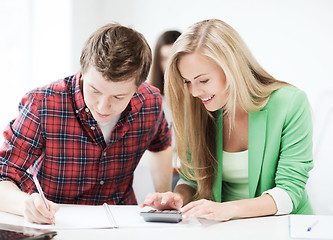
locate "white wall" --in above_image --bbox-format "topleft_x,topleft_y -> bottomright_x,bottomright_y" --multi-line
70,0 -> 333,108
1,0 -> 333,212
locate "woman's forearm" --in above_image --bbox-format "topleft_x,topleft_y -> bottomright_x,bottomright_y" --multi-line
174,184 -> 197,206
229,194 -> 278,219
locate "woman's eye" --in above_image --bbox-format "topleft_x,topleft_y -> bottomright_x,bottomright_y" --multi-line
200,79 -> 209,84
184,80 -> 191,85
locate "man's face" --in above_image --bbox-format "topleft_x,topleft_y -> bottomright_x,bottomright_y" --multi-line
81,66 -> 137,123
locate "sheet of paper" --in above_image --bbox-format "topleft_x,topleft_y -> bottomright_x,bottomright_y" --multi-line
25,205 -> 112,229
289,215 -> 333,239
22,205 -> 201,230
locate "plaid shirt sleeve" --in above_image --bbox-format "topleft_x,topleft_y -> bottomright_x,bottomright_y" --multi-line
146,89 -> 172,152
0,91 -> 44,191
0,77 -> 172,205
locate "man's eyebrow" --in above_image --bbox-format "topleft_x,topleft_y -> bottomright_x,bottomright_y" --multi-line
88,84 -> 99,91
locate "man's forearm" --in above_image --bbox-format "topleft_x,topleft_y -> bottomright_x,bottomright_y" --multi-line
148,146 -> 173,192
0,180 -> 28,216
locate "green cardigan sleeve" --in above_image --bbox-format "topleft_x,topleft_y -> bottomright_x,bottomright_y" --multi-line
274,89 -> 313,213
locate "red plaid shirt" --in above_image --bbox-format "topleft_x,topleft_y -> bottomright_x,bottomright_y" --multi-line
0,73 -> 171,205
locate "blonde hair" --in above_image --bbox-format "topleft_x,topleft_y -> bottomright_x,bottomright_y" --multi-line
165,19 -> 289,199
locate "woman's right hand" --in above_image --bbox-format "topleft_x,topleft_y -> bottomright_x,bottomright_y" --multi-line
140,191 -> 183,210
23,193 -> 59,224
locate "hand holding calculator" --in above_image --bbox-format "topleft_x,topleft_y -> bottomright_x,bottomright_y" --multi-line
140,209 -> 182,223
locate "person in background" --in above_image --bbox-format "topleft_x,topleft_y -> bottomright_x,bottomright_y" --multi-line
148,30 -> 181,190
141,19 -> 313,221
0,23 -> 172,224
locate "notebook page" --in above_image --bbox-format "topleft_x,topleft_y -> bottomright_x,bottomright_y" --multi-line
25,205 -> 113,229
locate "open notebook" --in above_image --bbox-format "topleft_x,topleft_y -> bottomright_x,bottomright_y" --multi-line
0,204 -> 200,230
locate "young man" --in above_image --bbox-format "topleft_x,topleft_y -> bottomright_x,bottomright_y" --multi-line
0,23 -> 172,224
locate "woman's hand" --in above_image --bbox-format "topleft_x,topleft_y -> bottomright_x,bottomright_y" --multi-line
181,199 -> 238,221
23,193 -> 59,224
140,192 -> 183,210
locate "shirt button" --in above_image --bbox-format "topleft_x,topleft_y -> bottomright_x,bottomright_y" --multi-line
85,108 -> 90,112
103,152 -> 107,156
75,110 -> 79,114
91,126 -> 95,130
99,180 -> 105,185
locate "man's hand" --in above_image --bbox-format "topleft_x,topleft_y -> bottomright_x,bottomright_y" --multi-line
23,193 -> 59,224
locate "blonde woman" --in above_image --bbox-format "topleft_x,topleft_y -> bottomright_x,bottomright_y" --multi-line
141,19 -> 313,221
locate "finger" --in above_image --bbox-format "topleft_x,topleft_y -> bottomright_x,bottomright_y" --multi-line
31,194 -> 54,219
170,195 -> 183,209
181,200 -> 202,213
48,201 -> 59,216
182,206 -> 209,219
141,193 -> 163,208
24,201 -> 53,224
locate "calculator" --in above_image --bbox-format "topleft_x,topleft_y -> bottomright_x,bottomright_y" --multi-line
140,209 -> 182,223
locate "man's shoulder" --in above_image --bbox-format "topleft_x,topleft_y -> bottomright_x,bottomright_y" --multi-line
129,82 -> 163,114
27,75 -> 75,101
137,82 -> 161,96
134,82 -> 162,104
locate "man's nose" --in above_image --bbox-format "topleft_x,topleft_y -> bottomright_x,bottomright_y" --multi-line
97,98 -> 111,112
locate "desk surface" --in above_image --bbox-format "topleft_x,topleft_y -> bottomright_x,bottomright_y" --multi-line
56,215 -> 289,240
0,205 -> 290,240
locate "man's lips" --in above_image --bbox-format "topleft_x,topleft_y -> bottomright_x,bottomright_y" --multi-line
96,112 -> 111,118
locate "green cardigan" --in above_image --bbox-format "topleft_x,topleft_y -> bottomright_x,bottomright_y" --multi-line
213,86 -> 313,214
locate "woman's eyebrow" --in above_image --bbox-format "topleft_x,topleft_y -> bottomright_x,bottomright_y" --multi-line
194,73 -> 208,79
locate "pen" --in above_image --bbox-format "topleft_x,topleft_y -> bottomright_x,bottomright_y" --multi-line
32,175 -> 55,225
307,220 -> 319,232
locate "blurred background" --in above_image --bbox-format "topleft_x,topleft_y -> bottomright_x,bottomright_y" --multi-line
1,0 -> 332,214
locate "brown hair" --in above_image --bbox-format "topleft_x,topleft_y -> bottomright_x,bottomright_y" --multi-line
80,23 -> 152,87
149,30 -> 181,95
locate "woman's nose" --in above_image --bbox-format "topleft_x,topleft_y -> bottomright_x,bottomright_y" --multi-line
190,84 -> 202,98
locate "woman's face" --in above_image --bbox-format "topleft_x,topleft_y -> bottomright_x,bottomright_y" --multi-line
160,44 -> 174,74
177,52 -> 228,112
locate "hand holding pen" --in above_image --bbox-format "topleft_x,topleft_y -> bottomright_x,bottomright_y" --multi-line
23,191 -> 59,224
25,153 -> 59,224
32,175 -> 57,224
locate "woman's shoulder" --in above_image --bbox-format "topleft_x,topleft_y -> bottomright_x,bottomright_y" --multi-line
265,86 -> 308,109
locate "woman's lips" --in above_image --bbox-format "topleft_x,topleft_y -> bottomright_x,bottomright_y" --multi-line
200,95 -> 214,104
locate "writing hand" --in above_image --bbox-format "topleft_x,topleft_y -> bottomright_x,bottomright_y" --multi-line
23,193 -> 59,224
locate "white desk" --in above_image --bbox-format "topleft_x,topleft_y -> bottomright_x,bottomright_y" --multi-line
55,215 -> 289,240
0,206 -> 290,240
